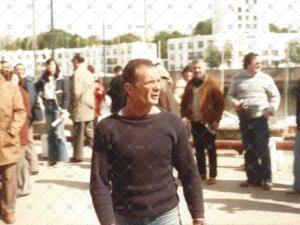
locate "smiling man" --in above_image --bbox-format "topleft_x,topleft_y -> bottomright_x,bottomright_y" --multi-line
90,59 -> 204,225
227,52 -> 281,190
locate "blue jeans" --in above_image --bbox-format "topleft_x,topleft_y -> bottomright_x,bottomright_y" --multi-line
44,100 -> 68,162
115,207 -> 182,225
239,116 -> 271,185
294,131 -> 300,191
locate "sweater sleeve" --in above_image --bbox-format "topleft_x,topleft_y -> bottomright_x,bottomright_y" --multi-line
90,125 -> 115,225
62,78 -> 70,110
265,76 -> 281,115
173,122 -> 204,219
226,77 -> 238,108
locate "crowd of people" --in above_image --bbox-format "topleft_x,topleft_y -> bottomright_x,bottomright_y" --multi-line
0,51 -> 299,225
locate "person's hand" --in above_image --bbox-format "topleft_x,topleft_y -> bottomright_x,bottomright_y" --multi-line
193,218 -> 204,225
233,99 -> 244,112
183,117 -> 190,126
263,111 -> 271,120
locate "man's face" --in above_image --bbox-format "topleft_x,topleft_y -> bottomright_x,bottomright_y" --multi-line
192,62 -> 206,78
72,59 -> 80,70
247,57 -> 261,74
128,66 -> 161,107
14,65 -> 26,78
1,62 -> 9,74
183,71 -> 193,81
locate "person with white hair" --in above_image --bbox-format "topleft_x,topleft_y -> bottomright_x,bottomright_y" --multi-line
181,60 -> 225,185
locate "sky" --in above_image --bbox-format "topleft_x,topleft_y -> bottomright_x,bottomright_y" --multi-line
0,0 -> 299,41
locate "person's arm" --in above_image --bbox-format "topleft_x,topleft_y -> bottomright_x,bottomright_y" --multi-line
62,77 -> 70,110
173,121 -> 204,223
73,71 -> 83,97
264,76 -> 281,116
90,125 -> 115,225
7,86 -> 26,137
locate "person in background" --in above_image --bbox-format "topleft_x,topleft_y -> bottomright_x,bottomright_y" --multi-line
155,63 -> 180,116
0,60 -> 11,79
69,53 -> 94,163
181,60 -> 225,185
227,52 -> 280,190
289,82 -> 300,194
174,65 -> 193,104
87,65 -> 106,120
14,63 -> 39,175
107,65 -> 126,114
0,71 -> 26,224
7,72 -> 32,197
90,59 -> 204,225
36,59 -> 70,167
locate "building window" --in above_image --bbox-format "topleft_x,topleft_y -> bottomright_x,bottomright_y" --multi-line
169,44 -> 174,50
246,16 -> 249,20
197,52 -> 203,59
254,24 -> 257,28
188,52 -> 194,60
263,50 -> 268,55
239,51 -> 244,57
188,42 -> 193,49
179,43 -> 183,49
254,0 -> 257,3
246,0 -> 249,4
169,64 -> 175,71
238,15 -> 242,20
253,16 -> 257,20
238,24 -> 242,28
272,50 -> 278,56
238,7 -> 242,12
170,54 -> 175,60
198,41 -> 203,48
208,40 -> 214,46
246,24 -> 250,28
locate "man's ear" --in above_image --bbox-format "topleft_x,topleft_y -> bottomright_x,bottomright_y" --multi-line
124,82 -> 132,96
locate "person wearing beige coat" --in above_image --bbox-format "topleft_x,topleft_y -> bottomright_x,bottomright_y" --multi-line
0,74 -> 26,223
69,54 -> 94,162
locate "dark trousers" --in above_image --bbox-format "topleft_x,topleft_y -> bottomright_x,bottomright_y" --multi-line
72,121 -> 94,160
239,116 -> 271,185
191,121 -> 217,178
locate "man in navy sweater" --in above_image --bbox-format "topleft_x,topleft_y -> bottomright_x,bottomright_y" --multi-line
90,59 -> 204,225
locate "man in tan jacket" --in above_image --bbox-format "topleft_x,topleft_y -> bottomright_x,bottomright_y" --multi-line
0,73 -> 26,223
69,53 -> 94,162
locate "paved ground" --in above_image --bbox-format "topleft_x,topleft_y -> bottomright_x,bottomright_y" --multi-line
1,143 -> 299,225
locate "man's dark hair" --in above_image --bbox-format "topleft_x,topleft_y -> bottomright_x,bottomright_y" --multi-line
87,65 -> 95,74
243,52 -> 258,69
13,63 -> 25,70
0,60 -> 7,65
182,65 -> 193,75
123,59 -> 154,84
72,53 -> 85,63
113,65 -> 123,74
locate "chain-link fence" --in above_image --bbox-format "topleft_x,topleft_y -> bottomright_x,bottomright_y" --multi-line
0,0 -> 300,224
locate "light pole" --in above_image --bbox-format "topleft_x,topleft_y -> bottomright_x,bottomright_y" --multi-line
50,0 -> 55,58
284,44 -> 290,120
32,0 -> 37,78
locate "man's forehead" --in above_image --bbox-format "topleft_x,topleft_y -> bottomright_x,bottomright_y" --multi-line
136,66 -> 158,81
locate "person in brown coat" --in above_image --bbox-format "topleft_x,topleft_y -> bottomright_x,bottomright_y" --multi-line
8,72 -> 32,197
0,73 -> 26,223
181,60 -> 225,185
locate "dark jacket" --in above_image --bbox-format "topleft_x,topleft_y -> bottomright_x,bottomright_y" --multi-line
35,73 -> 70,110
181,74 -> 225,123
107,75 -> 126,114
19,87 -> 31,146
296,87 -> 300,128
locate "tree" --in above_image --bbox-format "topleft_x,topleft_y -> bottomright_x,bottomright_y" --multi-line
193,19 -> 212,35
269,23 -> 296,33
112,33 -> 141,44
224,43 -> 233,67
153,31 -> 186,58
289,41 -> 300,64
205,45 -> 221,69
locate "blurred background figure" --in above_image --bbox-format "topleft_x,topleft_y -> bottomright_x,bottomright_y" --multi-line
36,59 -> 70,167
69,53 -> 94,163
0,60 -> 11,79
7,72 -> 32,197
174,65 -> 193,104
155,63 -> 180,116
107,65 -> 126,114
14,64 -> 39,175
87,65 -> 106,122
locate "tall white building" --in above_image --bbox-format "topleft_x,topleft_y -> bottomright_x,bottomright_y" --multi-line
0,42 -> 157,78
168,0 -> 299,71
